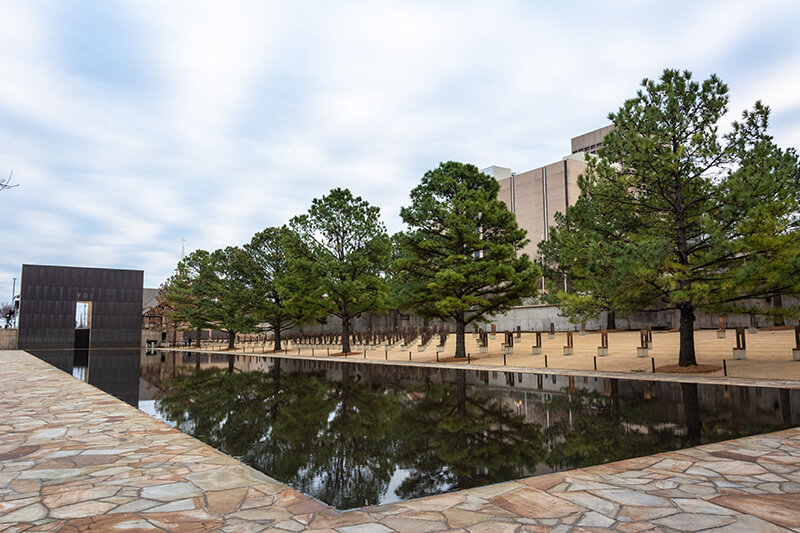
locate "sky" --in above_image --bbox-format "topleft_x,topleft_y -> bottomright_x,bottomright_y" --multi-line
1,0 -> 799,296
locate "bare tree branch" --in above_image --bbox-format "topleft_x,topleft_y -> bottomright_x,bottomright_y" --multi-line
0,171 -> 18,191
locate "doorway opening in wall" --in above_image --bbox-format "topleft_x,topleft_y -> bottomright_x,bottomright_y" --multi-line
74,301 -> 92,380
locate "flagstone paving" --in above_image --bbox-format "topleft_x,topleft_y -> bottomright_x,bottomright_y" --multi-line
2,349 -> 800,532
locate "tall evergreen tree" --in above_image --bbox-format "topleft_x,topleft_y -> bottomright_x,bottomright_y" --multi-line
161,249 -> 216,346
287,188 -> 391,354
207,247 -> 261,349
242,227 -> 305,351
395,161 -> 540,358
558,69 -> 800,366
538,202 -> 627,330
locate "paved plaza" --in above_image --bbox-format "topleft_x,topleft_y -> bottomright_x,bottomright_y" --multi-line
2,349 -> 800,531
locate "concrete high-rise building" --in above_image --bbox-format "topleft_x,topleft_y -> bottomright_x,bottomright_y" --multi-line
485,125 -> 611,260
571,124 -> 614,155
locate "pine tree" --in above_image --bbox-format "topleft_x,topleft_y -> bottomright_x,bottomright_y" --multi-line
242,227 -> 306,351
287,188 -> 391,354
395,161 -> 540,358
161,250 -> 216,347
207,247 -> 261,349
560,69 -> 800,366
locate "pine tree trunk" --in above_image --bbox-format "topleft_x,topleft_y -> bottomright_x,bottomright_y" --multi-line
194,328 -> 201,371
606,309 -> 616,330
774,294 -> 785,326
341,303 -> 351,354
274,319 -> 282,351
678,304 -> 697,366
454,311 -> 466,358
227,330 -> 235,350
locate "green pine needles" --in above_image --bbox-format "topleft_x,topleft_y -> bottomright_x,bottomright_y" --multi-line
541,69 -> 800,366
394,161 -> 541,358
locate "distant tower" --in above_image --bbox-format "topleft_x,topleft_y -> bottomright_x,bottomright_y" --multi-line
180,238 -> 186,261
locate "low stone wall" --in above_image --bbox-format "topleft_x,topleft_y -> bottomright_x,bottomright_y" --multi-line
0,328 -> 17,349
492,298 -> 800,332
290,310 -> 432,336
286,296 -> 800,336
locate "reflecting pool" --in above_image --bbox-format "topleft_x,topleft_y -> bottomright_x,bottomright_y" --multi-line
139,352 -> 800,510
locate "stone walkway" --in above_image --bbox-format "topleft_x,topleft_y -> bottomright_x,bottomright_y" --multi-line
2,349 -> 800,532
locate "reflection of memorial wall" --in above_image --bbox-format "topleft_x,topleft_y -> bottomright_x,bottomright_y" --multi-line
87,348 -> 141,405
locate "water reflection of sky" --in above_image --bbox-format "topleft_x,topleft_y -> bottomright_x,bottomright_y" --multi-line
72,366 -> 86,381
386,467 -> 428,504
138,399 -> 170,425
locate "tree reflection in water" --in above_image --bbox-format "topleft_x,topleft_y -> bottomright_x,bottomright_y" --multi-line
156,367 -> 544,508
543,387 -> 684,470
155,367 -> 796,508
394,372 -> 545,500
542,381 -> 789,472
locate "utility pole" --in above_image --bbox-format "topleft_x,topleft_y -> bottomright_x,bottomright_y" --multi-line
10,277 -> 16,328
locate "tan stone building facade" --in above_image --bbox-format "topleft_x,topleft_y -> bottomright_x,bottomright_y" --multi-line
485,125 -> 611,260
571,124 -> 614,155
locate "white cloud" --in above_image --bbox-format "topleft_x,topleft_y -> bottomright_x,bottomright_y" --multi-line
0,0 -> 799,289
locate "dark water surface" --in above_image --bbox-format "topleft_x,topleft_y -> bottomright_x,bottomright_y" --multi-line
137,352 -> 800,510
